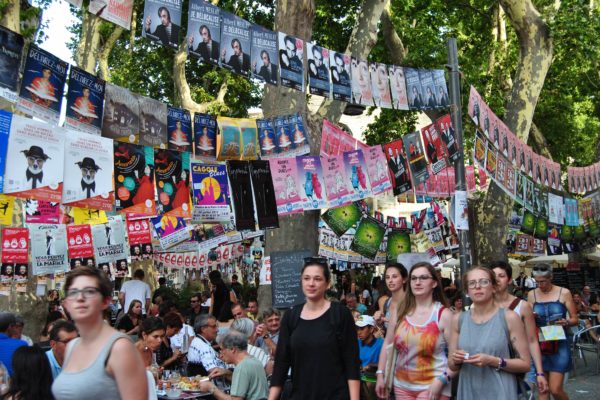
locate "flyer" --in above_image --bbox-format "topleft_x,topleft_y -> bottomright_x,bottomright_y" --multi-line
62,130 -> 114,210
64,66 -> 105,135
186,0 -> 221,66
278,32 -> 304,92
190,162 -> 229,222
193,112 -> 217,161
250,25 -> 278,85
421,122 -> 448,174
154,149 -> 191,218
257,118 -> 278,158
432,69 -> 448,108
4,114 -> 64,202
142,0 -> 182,49
403,131 -> 430,185
24,200 -> 60,224
29,224 -> 68,275
307,43 -> 331,98
227,160 -> 256,231
321,202 -> 362,237
405,67 -> 424,111
351,57 -> 373,106
386,229 -> 411,262
295,156 -> 327,210
342,150 -> 372,201
322,155 -> 352,207
126,217 -> 153,258
419,70 -> 437,110
239,118 -> 258,160
167,106 -> 192,152
113,142 -> 157,217
364,145 -> 392,196
388,65 -> 409,110
216,116 -> 241,160
287,113 -> 309,156
350,216 -> 386,260
66,224 -> 95,268
17,45 -> 68,124
91,216 -> 128,268
249,160 -> 279,229
0,26 -> 24,103
138,96 -> 168,149
370,62 -> 392,108
151,215 -> 191,249
220,11 -> 252,76
70,207 -> 108,225
102,83 -> 140,143
330,51 -> 351,102
0,195 -> 14,226
0,111 -> 11,192
88,0 -> 134,30
269,157 -> 303,216
435,114 -> 459,163
382,138 -> 411,195
1,228 -> 28,264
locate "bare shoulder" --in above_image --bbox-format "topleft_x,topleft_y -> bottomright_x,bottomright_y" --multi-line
504,308 -> 522,327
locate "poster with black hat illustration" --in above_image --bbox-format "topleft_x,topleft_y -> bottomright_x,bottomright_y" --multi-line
62,129 -> 114,210
3,114 -> 64,202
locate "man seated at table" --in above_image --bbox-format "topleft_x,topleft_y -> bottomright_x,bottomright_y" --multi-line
188,314 -> 232,387
573,291 -> 598,342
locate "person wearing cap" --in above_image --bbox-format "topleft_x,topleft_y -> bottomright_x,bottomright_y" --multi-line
356,315 -> 383,370
9,315 -> 33,346
0,312 -> 28,376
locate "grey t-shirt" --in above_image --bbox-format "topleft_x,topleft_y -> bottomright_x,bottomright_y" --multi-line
231,355 -> 268,400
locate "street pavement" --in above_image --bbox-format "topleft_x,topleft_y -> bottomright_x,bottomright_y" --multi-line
564,353 -> 598,400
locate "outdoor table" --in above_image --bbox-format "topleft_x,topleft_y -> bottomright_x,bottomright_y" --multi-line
157,390 -> 211,399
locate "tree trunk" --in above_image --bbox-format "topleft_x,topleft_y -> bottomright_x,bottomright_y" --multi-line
75,11 -> 102,74
98,26 -> 124,81
0,0 -> 20,32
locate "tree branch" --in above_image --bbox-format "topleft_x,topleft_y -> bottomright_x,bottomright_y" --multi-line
98,26 -> 124,81
528,122 -> 553,160
381,4 -> 406,65
0,0 -> 20,32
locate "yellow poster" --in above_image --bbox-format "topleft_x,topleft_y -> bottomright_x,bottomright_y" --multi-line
70,207 -> 108,225
0,195 -> 15,226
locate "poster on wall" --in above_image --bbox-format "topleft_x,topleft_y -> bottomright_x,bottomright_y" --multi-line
418,70 -> 436,109
1,228 -> 29,264
142,0 -> 182,49
257,118 -> 277,158
403,132 -> 430,185
139,96 -> 167,149
286,113 -> 309,156
154,149 -> 191,218
330,51 -> 351,103
432,69 -> 448,108
113,142 -> 157,217
269,157 -> 303,216
435,114 -> 459,162
370,62 -> 392,109
278,32 -> 304,92
0,26 -> 24,103
127,217 -> 153,259
30,224 -> 68,276
342,150 -> 372,201
151,215 -> 191,249
239,118 -> 258,160
351,57 -> 372,106
216,116 -> 241,160
249,160 -> 279,229
404,68 -> 424,111
191,162 -> 230,222
227,160 -> 256,230
193,113 -> 217,161
296,156 -> 327,210
0,111 -> 11,193
88,0 -> 134,30
102,83 -> 140,143
250,25 -> 278,85
167,106 -> 192,152
307,43 -> 331,98
364,145 -> 392,196
66,224 -> 95,268
388,65 -> 408,110
220,11 -> 252,76
65,66 -> 105,135
24,200 -> 60,224
91,216 -> 128,269
350,216 -> 386,260
322,155 -> 352,208
382,139 -> 411,195
186,0 -> 221,66
421,122 -> 448,174
17,45 -> 68,124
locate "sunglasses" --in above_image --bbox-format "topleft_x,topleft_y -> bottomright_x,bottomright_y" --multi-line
304,257 -> 328,266
533,266 -> 550,272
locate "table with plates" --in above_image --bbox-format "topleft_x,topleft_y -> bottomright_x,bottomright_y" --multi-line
157,390 -> 211,399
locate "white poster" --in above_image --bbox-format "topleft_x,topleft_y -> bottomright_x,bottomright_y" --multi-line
29,224 -> 69,275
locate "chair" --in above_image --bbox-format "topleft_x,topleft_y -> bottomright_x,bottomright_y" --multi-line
572,324 -> 600,374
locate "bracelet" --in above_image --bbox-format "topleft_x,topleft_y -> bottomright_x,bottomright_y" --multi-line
496,357 -> 507,371
535,372 -> 545,377
375,370 -> 384,375
443,371 -> 452,382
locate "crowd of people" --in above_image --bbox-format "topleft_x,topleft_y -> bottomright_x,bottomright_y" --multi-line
0,259 -> 598,400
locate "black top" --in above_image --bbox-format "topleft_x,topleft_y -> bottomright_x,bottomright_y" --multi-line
212,281 -> 233,322
157,340 -> 178,368
116,314 -> 136,333
271,304 -> 360,400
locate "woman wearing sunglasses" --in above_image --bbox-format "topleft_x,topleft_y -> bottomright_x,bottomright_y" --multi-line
448,266 -> 530,400
527,263 -> 577,400
375,262 -> 453,400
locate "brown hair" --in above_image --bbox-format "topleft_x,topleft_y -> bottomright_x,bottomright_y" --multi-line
462,266 -> 497,290
162,312 -> 183,329
65,267 -> 112,299
127,300 -> 143,317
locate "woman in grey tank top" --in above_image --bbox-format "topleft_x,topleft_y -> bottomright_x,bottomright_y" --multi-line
448,267 -> 531,400
52,267 -> 148,400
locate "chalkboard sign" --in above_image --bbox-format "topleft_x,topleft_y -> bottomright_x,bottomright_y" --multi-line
271,250 -> 312,309
567,271 -> 584,292
552,268 -> 568,288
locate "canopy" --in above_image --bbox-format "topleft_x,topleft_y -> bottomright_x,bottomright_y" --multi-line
524,254 -> 569,266
586,252 -> 600,262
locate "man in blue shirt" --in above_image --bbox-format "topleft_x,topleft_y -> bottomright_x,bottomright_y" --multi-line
356,315 -> 383,369
45,320 -> 78,379
0,312 -> 27,376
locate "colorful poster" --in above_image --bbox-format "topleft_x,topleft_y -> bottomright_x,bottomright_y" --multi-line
436,114 -> 459,163
191,162 -> 230,222
70,207 -> 108,225
485,146 -> 497,176
364,145 -> 392,196
286,113 -> 309,156
386,229 -> 411,262
113,142 -> 156,217
269,157 -> 303,216
0,26 -> 24,102
154,149 -> 191,218
65,66 -> 105,135
250,25 -> 278,85
342,150 -> 371,201
91,216 -> 128,267
24,200 -> 60,224
321,203 -> 362,237
323,155 -> 352,207
1,228 -> 28,264
351,57 -> 372,106
17,45 -> 68,124
227,160 -> 256,230
142,0 -> 182,49
0,195 -> 14,226
404,131 -> 430,185
220,11 -> 251,76
388,65 -> 409,110
4,115 -> 64,202
278,32 -> 304,92
257,118 -> 277,158
421,122 -> 448,174
307,43 -> 331,98
330,51 -> 351,103
151,215 -> 191,249
564,197 -> 578,226
66,224 -> 95,267
30,224 -> 68,276
139,96 -> 167,149
62,130 -> 114,210
273,115 -> 293,157
473,133 -> 487,168
249,160 -> 278,229
0,111 -> 11,193
102,83 -> 140,143
239,118 -> 258,160
370,62 -> 392,108
193,112 -> 217,160
296,156 -> 327,210
88,0 -> 134,30
167,106 -> 192,152
467,85 -> 482,126
350,216 -> 386,260
126,217 -> 153,258
382,138 -> 411,195
186,0 -> 221,66
216,116 -> 241,160
405,67 -> 424,110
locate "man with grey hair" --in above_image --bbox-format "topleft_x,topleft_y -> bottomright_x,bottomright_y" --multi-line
255,308 -> 280,356
231,317 -> 271,371
187,314 -> 231,382
199,331 -> 268,400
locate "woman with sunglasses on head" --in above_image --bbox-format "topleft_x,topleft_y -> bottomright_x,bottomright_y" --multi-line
375,262 -> 454,400
52,267 -> 147,400
491,261 -> 549,395
448,266 -> 530,400
268,257 -> 360,400
527,263 -> 577,400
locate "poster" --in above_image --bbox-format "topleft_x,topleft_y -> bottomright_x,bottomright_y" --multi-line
257,118 -> 277,158
405,67 -> 424,111
547,193 -> 564,225
278,32 -> 304,92
220,11 -> 252,76
216,116 -> 241,160
139,96 -> 167,149
62,130 -> 114,210
403,131 -> 430,185
0,26 -> 24,103
307,43 -> 331,98
419,70 -> 437,109
564,198 -> 578,226
388,65 -> 408,110
249,160 -> 279,229
370,62 -> 392,108
330,51 -> 351,102
319,118 -> 365,157
382,138 -> 411,195
126,217 -> 153,259
286,113 -> 309,156
421,122 -> 448,174
142,0 -> 182,49
151,215 -> 191,249
113,142 -> 157,217
435,114 -> 459,163
191,162 -> 230,222
102,83 -> 140,143
386,229 -> 411,262
269,157 -> 303,216
0,111 -> 11,193
432,69 -> 448,108
4,115 -> 64,202
194,112 -> 217,161
296,156 -> 327,210
350,216 -> 386,260
24,200 -> 60,224
1,228 -> 28,263
64,66 -> 105,135
227,160 -> 256,231
17,45 -> 68,124
364,145 -> 392,196
91,216 -> 128,270
322,155 -> 352,208
342,150 -> 372,201
187,0 -> 221,66
66,224 -> 95,268
167,106 -> 192,152
0,195 -> 14,226
89,0 -> 134,30
250,25 -> 278,85
70,207 -> 108,225
29,224 -> 68,276
321,203 -> 362,237
351,57 -> 372,106
239,118 -> 258,160
154,149 -> 191,217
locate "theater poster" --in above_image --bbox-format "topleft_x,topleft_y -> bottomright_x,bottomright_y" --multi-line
403,132 -> 430,186
419,70 -> 436,110
421,122 -> 448,174
350,216 -> 386,260
278,32 -> 304,92
187,0 -> 221,66
251,25 -> 278,85
321,202 -> 362,237
382,138 -> 411,195
190,162 -> 230,222
113,142 -> 157,217
1,227 -> 29,264
30,224 -> 68,276
296,156 -> 327,211
216,116 -> 241,161
330,51 -> 351,103
102,83 -> 140,143
386,229 -> 411,262
89,0 -> 134,30
0,26 -> 24,103
323,155 -> 354,208
365,145 -> 392,196
66,224 -> 95,268
167,106 -> 192,152
343,150 -> 372,202
405,67 -> 424,111
154,149 -> 191,218
65,66 -> 105,135
70,207 -> 108,225
351,57 -> 373,106
91,216 -> 128,267
194,112 -> 217,161
435,114 -> 459,163
17,45 -> 68,124
139,96 -> 167,149
4,115 -> 64,202
433,69 -> 448,108
0,111 -> 11,193
220,11 -> 252,77
257,118 -> 277,159
62,130 -> 114,210
126,217 -> 153,256
142,0 -> 182,49
24,200 -> 61,224
249,160 -> 279,229
0,194 -> 14,226
388,65 -> 408,110
370,62 -> 392,109
269,157 -> 302,216
239,118 -> 258,160
307,43 -> 331,98
226,161 -> 256,231
151,215 -> 191,249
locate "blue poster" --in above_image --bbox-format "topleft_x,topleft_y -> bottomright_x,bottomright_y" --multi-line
167,106 -> 192,152
0,110 -> 11,192
187,0 -> 221,66
278,32 -> 304,92
564,198 -> 578,227
220,11 -> 252,76
142,0 -> 183,49
250,25 -> 278,85
193,113 -> 217,161
65,66 -> 105,135
257,118 -> 277,159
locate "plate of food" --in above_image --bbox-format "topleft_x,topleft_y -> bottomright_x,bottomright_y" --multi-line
176,376 -> 210,393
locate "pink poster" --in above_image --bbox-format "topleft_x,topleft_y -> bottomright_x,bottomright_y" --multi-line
322,155 -> 352,207
24,199 -> 61,224
421,122 -> 448,174
320,119 -> 365,157
446,167 -> 455,195
295,156 -> 327,210
364,145 -> 392,195
342,150 -> 372,202
268,157 -> 303,216
466,165 -> 476,192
